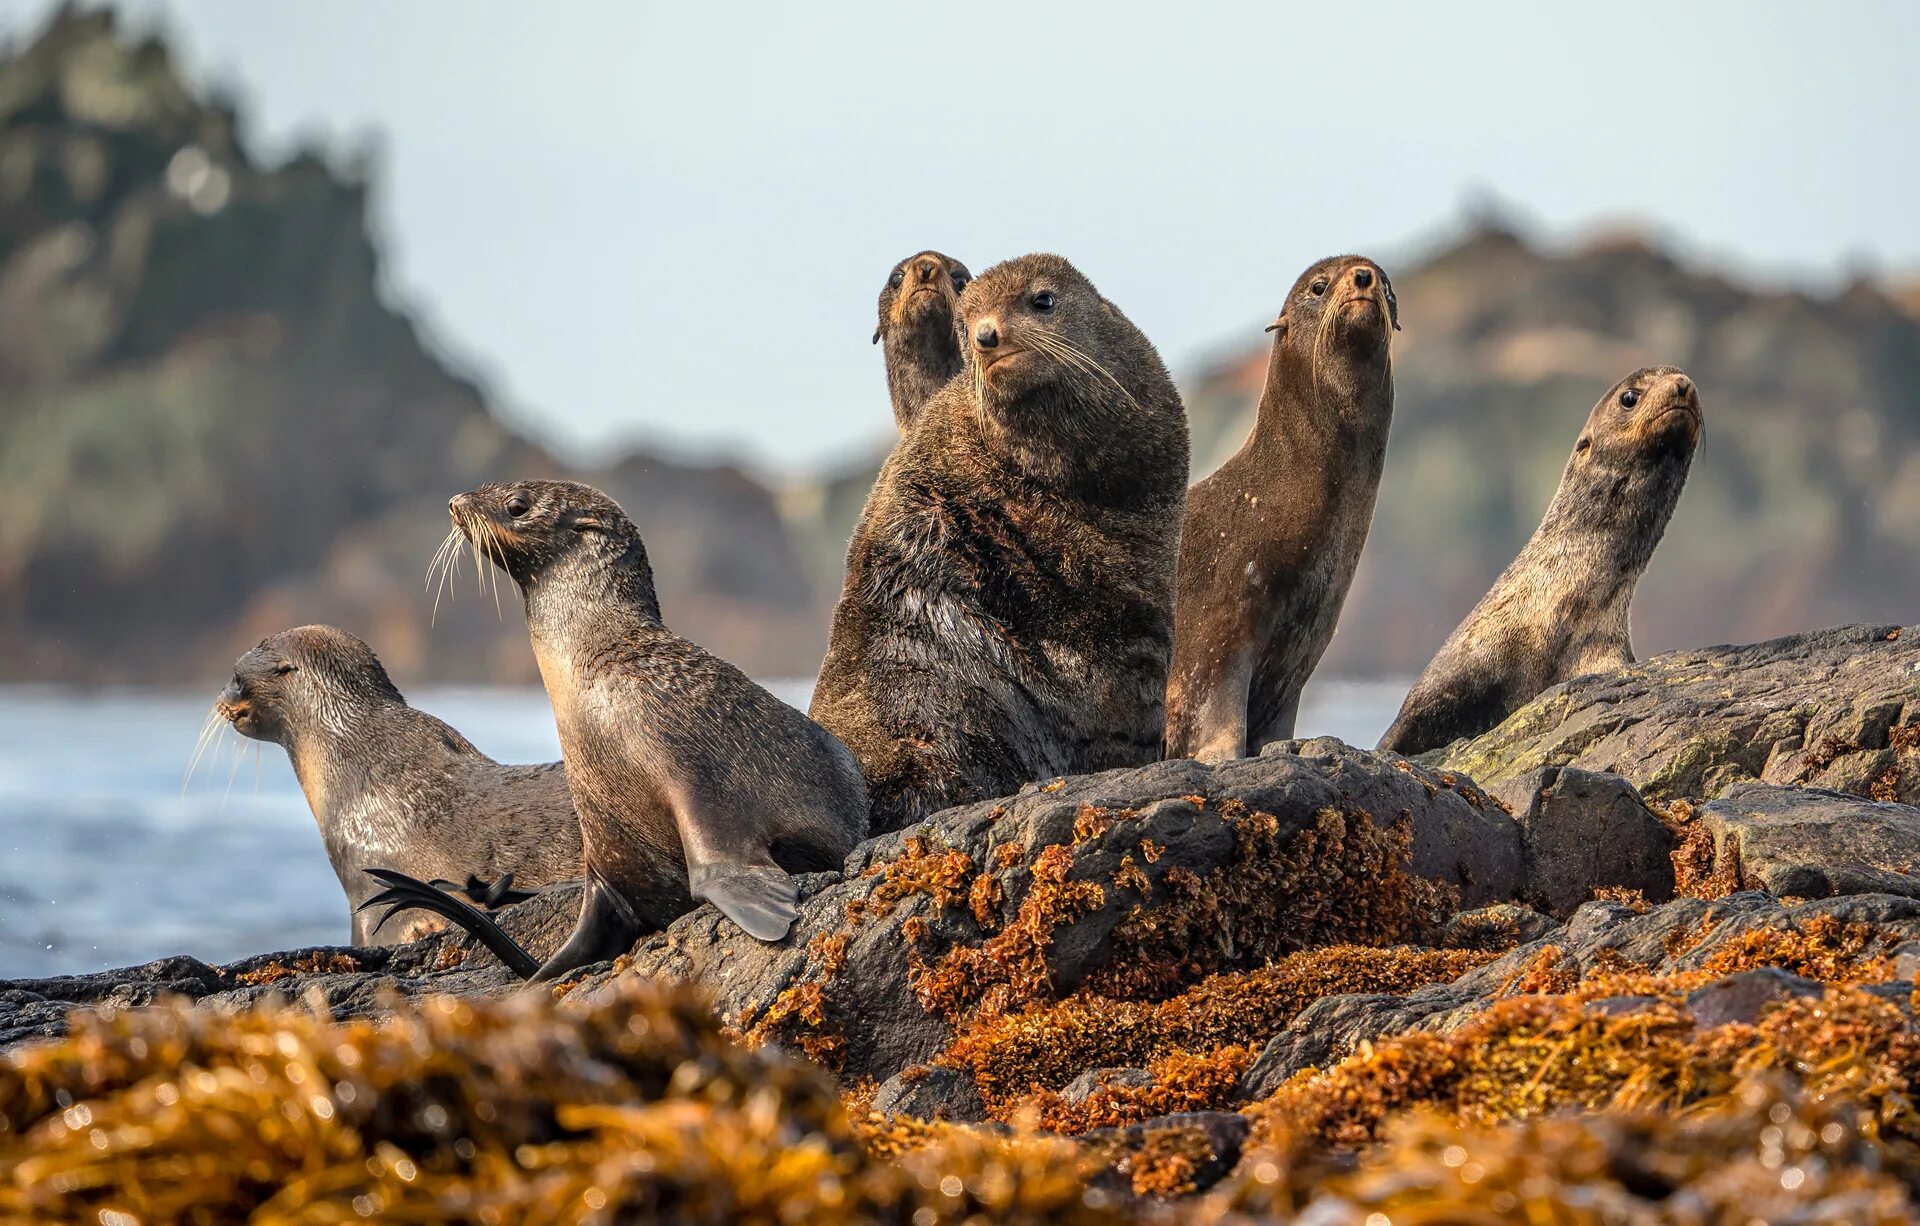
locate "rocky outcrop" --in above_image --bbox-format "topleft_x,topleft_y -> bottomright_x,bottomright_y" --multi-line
1696,783 -> 1920,900
1438,623 -> 1920,803
1490,765 -> 1676,915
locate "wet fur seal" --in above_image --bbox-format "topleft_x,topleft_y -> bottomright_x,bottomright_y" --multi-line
211,624 -> 580,946
812,252 -> 1189,833
1378,366 -> 1702,756
874,249 -> 971,431
1165,255 -> 1399,763
365,480 -> 869,980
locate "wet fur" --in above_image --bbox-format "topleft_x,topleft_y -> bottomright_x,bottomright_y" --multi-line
875,250 -> 970,432
1165,255 -> 1398,763
814,253 -> 1189,833
218,625 -> 580,946
1378,366 -> 1701,756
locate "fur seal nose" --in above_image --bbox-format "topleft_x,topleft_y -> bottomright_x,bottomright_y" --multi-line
917,260 -> 937,283
1674,375 -> 1693,399
220,680 -> 244,706
975,321 -> 999,349
1353,267 -> 1373,289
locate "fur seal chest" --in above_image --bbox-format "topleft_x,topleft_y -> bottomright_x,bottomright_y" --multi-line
1378,366 -> 1701,756
1165,254 -> 1399,763
812,252 -> 1189,832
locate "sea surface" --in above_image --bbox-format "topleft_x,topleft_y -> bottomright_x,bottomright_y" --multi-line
0,679 -> 1407,980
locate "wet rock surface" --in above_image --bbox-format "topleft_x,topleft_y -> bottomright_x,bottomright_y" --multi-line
1697,782 -> 1920,899
1490,765 -> 1677,916
1438,623 -> 1920,803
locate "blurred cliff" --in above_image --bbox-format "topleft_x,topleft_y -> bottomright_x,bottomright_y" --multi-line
1,11 -> 1915,687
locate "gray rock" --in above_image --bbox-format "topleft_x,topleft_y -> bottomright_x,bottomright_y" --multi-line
1492,766 -> 1676,916
1684,968 -> 1823,1028
870,1065 -> 988,1123
1439,623 -> 1920,804
1059,1066 -> 1156,1106
1697,783 -> 1920,899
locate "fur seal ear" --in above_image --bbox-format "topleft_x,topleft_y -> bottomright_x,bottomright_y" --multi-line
871,328 -> 882,345
1264,317 -> 1288,338
1574,436 -> 1592,454
1381,271 -> 1402,332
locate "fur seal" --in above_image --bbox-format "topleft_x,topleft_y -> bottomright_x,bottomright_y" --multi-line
1165,255 -> 1399,763
873,249 -> 971,431
1378,366 -> 1702,756
364,480 -> 869,980
812,252 -> 1189,833
212,625 -> 580,946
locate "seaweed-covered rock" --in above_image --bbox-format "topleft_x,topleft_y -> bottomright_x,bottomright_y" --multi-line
1696,783 -> 1920,900
1490,765 -> 1676,916
1438,623 -> 1920,803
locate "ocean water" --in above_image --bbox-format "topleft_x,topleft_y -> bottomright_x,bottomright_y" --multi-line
0,679 -> 1408,980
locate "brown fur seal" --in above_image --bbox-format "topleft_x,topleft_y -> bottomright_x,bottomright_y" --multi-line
365,480 -> 869,980
1165,255 -> 1399,763
874,249 -> 971,431
812,253 -> 1189,833
1378,366 -> 1702,756
213,625 -> 580,946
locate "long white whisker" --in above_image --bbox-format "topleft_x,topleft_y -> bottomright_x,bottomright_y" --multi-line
181,704 -> 224,795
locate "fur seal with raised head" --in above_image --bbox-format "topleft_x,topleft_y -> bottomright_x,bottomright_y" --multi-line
812,252 -> 1189,833
1164,254 -> 1399,763
211,624 -> 580,946
1378,366 -> 1702,755
363,480 -> 869,980
874,249 -> 971,431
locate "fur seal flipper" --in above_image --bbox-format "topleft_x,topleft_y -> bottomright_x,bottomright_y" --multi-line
359,868 -> 542,978
1377,366 -> 1701,756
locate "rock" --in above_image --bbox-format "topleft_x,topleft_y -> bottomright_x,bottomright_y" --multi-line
1237,1029 -> 1334,1102
1439,624 -> 1920,804
1684,968 -> 1823,1028
1491,766 -> 1676,916
1082,1111 -> 1251,1197
870,1066 -> 987,1123
1694,784 -> 1920,900
1440,902 -> 1559,950
1,746 -> 1511,1074
1059,1067 -> 1157,1106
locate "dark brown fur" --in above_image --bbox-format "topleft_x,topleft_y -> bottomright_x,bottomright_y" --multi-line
1378,366 -> 1702,755
813,253 -> 1189,833
437,480 -> 868,976
874,249 -> 971,431
1165,255 -> 1398,762
217,625 -> 580,946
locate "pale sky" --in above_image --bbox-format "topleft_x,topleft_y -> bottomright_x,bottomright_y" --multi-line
10,1 -> 1920,471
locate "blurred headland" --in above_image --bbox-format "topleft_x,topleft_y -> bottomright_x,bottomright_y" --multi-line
0,9 -> 1915,687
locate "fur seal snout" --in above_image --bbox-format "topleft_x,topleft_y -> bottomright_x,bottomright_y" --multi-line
875,249 -> 971,431
1378,366 -> 1702,756
1165,254 -> 1399,764
365,480 -> 869,980
215,624 -> 580,946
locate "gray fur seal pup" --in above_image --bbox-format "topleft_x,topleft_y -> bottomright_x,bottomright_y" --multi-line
874,249 -> 971,431
364,480 -> 869,980
1378,366 -> 1702,756
211,624 -> 580,946
812,252 -> 1189,833
1165,255 -> 1399,763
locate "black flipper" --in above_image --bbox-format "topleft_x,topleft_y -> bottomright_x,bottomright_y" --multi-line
359,868 -> 541,978
528,871 -> 643,983
425,872 -> 538,909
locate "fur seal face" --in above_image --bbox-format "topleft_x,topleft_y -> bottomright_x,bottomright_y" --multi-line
1264,254 -> 1399,401
219,625 -> 405,746
444,480 -> 663,621
958,254 -> 1149,420
873,250 -> 971,432
1376,366 -> 1702,757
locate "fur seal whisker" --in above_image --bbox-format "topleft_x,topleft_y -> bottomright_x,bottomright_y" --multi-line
181,703 -> 226,795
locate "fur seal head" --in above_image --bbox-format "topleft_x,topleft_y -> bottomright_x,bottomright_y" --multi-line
218,624 -> 406,746
445,480 -> 661,620
1263,254 -> 1398,406
874,250 -> 971,431
1573,365 -> 1702,467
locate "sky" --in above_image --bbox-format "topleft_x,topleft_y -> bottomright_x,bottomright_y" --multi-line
9,1 -> 1920,472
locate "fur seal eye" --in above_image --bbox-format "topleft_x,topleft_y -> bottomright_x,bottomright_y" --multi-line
1619,389 -> 1641,409
1309,279 -> 1329,297
1030,291 -> 1056,313
505,494 -> 532,518
887,269 -> 905,290
274,663 -> 297,675
952,272 -> 970,292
